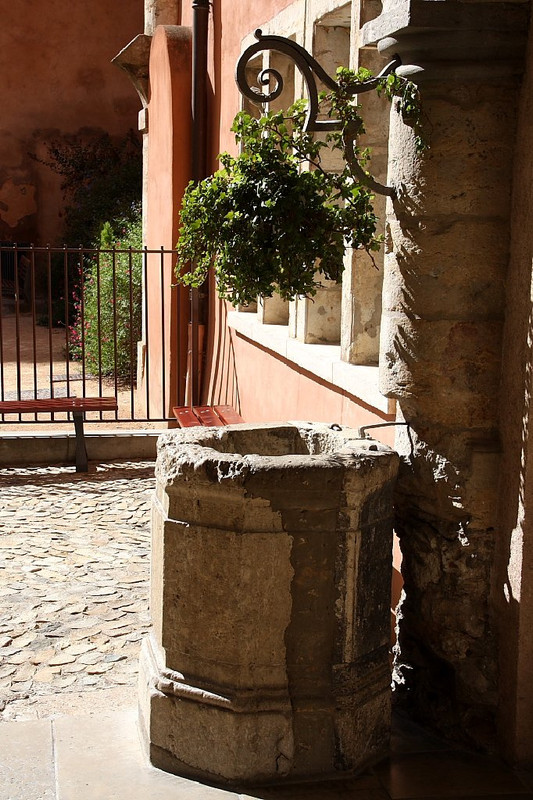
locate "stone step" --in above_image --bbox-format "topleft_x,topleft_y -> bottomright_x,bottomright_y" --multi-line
0,708 -> 240,800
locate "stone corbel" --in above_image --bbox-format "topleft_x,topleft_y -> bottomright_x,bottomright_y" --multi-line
112,34 -> 152,107
361,0 -> 529,81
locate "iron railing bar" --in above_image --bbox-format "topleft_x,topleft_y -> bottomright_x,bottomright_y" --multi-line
0,416 -> 175,426
160,247 -> 166,420
46,246 -> 55,414
79,246 -> 87,399
177,256 -> 184,406
128,247 -> 135,420
112,246 -> 119,421
14,244 -> 22,410
30,247 -> 38,401
143,247 -> 150,420
96,249 -> 103,406
63,245 -> 71,396
3,245 -> 179,255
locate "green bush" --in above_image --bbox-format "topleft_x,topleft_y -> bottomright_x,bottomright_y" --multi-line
37,130 -> 142,247
70,210 -> 143,378
34,130 -> 142,329
176,68 -> 424,306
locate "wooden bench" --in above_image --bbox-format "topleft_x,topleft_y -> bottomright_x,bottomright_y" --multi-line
0,396 -> 118,472
172,405 -> 244,428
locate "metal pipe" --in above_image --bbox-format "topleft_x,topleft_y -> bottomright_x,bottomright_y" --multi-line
189,0 -> 210,406
357,421 -> 410,439
192,0 -> 209,184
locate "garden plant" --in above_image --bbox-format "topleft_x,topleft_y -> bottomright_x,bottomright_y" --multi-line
69,208 -> 143,378
175,67 -> 423,306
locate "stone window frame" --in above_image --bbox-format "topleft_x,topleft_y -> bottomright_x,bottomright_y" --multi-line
228,0 -> 395,416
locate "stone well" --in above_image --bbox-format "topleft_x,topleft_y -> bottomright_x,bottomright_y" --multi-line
139,422 -> 399,786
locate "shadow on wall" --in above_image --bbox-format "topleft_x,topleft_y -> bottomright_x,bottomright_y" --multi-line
203,280 -> 241,411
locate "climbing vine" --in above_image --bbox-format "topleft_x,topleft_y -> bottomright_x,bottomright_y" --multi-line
176,67 -> 423,306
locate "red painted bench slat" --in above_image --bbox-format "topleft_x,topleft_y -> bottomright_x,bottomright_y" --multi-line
214,405 -> 245,425
172,405 -> 244,428
172,407 -> 203,427
0,397 -> 118,414
194,406 -> 225,426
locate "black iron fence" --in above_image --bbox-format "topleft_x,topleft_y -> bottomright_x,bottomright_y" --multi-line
0,244 -> 187,425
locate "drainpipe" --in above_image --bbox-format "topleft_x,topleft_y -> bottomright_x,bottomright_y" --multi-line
192,0 -> 209,183
189,0 -> 210,405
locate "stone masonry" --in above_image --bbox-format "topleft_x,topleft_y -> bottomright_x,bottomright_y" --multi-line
139,422 -> 399,786
362,1 -> 529,751
0,461 -> 153,719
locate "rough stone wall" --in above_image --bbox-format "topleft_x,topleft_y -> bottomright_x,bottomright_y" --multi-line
383,75 -> 509,744
496,16 -> 533,767
362,2 -> 530,752
0,0 -> 143,244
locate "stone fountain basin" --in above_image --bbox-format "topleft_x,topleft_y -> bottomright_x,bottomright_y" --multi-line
141,421 -> 399,785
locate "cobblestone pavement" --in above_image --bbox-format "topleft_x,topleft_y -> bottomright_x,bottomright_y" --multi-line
0,460 -> 155,721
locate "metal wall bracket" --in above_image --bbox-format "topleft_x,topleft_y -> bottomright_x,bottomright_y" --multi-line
235,29 -> 401,195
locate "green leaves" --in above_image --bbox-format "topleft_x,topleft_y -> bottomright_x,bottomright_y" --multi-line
375,72 -> 426,152
176,69 -> 424,305
36,130 -> 142,246
70,210 -> 143,377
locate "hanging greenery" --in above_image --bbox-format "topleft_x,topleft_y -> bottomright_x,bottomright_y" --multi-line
175,67 -> 423,306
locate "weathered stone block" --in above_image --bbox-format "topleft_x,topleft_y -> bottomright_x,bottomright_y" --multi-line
139,422 -> 398,786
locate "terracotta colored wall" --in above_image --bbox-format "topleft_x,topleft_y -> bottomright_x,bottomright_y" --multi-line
0,0 -> 143,244
144,25 -> 192,416
177,0 -> 394,435
181,0 -> 294,163
230,328 -> 395,437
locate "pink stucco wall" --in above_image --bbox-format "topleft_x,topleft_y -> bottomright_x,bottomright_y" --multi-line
0,0 -> 143,244
180,0 -> 295,163
144,25 -> 192,416
178,1 -> 394,433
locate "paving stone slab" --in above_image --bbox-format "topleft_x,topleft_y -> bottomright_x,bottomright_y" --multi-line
0,460 -> 154,720
0,718 -> 55,800
54,709 -> 240,800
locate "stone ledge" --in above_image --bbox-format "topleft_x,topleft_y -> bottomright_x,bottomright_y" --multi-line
0,430 -> 165,466
227,310 -> 394,415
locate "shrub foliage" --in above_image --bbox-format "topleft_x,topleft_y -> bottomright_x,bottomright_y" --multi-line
69,209 -> 143,378
176,67 -> 423,306
37,130 -> 142,247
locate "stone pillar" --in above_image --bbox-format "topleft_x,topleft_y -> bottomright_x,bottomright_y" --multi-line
496,21 -> 533,767
139,422 -> 398,785
361,2 -> 529,751
145,0 -> 180,35
341,0 -> 390,366
257,293 -> 289,325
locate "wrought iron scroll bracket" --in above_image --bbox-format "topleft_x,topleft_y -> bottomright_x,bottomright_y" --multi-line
235,29 -> 402,196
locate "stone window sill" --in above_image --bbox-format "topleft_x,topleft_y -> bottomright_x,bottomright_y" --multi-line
227,310 -> 394,415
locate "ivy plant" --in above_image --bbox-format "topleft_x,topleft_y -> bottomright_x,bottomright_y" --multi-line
176,67 -> 423,306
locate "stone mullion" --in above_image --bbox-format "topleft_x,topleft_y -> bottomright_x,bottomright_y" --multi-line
361,4 -> 528,749
288,20 -> 349,346
341,0 -> 389,366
